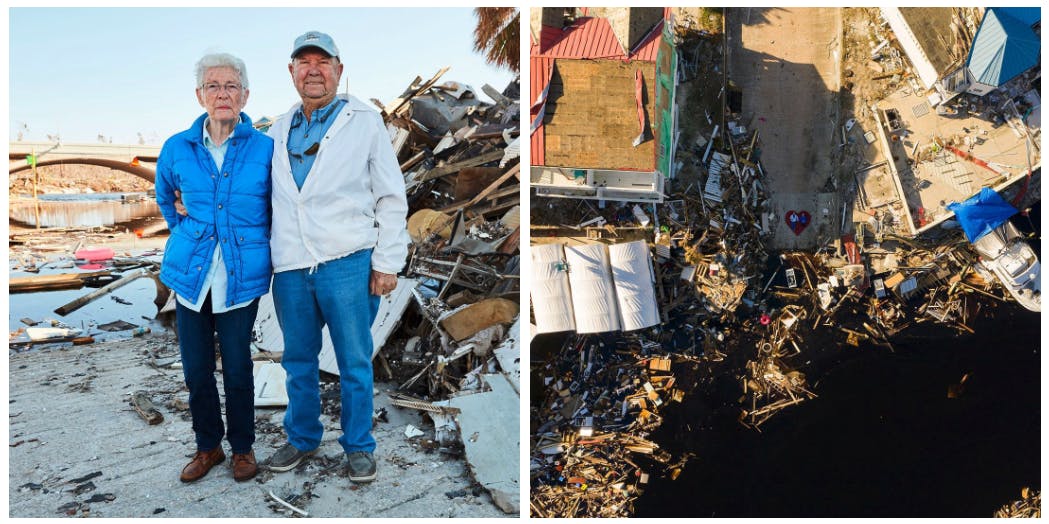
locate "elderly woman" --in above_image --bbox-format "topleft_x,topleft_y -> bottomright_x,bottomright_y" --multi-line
155,53 -> 273,483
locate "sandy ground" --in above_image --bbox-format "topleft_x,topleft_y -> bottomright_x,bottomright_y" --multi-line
8,334 -> 510,518
726,7 -> 842,249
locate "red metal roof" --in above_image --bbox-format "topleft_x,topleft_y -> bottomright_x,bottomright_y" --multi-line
530,13 -> 666,166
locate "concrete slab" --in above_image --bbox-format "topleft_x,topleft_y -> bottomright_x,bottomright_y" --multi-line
437,373 -> 520,514
766,191 -> 840,250
727,7 -> 843,249
869,86 -> 1040,235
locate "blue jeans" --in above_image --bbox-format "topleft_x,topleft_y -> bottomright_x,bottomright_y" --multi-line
272,249 -> 380,454
176,295 -> 259,454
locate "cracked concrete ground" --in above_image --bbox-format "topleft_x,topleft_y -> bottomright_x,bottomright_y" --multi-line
8,334 -> 509,518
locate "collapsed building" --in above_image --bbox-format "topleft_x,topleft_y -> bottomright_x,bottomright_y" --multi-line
530,6 -> 1041,518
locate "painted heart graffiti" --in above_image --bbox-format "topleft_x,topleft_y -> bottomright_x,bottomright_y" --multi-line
784,210 -> 811,236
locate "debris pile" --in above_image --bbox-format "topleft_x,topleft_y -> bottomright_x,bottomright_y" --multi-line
380,72 -> 522,390
994,488 -> 1040,518
385,69 -> 520,219
673,148 -> 772,319
530,335 -> 696,518
368,72 -> 523,515
740,305 -> 816,429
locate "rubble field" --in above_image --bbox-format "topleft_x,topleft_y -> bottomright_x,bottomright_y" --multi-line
530,7 -> 1039,518
10,72 -> 523,517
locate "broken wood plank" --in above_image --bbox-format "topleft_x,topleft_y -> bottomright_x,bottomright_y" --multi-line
461,164 -> 520,207
439,298 -> 519,341
131,391 -> 163,425
10,270 -> 113,294
414,150 -> 505,184
439,185 -> 519,215
454,167 -> 506,202
399,149 -> 428,172
54,269 -> 148,316
383,66 -> 451,118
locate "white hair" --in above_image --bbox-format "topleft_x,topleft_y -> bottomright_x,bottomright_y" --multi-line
195,53 -> 249,89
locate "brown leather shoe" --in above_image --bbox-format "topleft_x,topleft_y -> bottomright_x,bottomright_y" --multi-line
232,450 -> 258,482
179,447 -> 226,483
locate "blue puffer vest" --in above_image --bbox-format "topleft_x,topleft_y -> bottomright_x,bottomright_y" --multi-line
155,112 -> 274,307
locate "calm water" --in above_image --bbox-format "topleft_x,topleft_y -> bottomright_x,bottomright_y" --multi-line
8,263 -> 167,338
9,192 -> 167,338
9,192 -> 158,228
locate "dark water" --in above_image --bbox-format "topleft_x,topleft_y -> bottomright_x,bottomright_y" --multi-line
9,192 -> 158,228
635,307 -> 1040,517
635,207 -> 1042,518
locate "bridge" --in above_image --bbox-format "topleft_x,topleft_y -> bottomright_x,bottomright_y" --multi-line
9,141 -> 161,182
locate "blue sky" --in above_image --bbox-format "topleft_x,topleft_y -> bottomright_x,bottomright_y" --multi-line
8,7 -> 517,144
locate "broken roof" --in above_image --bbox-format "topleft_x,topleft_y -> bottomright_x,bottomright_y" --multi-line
897,8 -> 966,78
530,12 -> 666,168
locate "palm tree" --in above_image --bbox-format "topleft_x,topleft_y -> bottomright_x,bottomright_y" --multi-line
473,7 -> 519,73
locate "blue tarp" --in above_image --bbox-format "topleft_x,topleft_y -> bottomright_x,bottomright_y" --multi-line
946,187 -> 1018,243
966,8 -> 1041,88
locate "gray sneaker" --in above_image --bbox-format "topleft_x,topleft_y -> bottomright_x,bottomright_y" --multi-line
260,443 -> 316,472
347,451 -> 376,483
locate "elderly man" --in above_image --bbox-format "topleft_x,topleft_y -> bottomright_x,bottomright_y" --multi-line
260,31 -> 408,483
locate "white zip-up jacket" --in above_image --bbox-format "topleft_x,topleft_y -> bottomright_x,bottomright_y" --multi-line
268,94 -> 409,274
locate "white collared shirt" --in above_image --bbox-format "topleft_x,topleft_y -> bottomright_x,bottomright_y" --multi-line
267,95 -> 409,275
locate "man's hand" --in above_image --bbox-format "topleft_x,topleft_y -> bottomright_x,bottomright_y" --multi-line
174,190 -> 188,216
370,270 -> 397,296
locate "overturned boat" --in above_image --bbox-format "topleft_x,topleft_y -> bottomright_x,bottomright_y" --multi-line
948,187 -> 1040,312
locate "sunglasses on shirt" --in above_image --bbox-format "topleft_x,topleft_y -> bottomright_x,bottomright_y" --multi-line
289,142 -> 320,162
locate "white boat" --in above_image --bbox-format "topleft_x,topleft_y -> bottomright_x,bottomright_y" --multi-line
973,220 -> 1041,312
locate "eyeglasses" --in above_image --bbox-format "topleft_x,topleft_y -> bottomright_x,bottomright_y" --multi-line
201,83 -> 243,95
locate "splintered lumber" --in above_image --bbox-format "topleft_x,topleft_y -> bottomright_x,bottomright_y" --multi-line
9,270 -> 113,294
131,391 -> 164,425
415,150 -> 505,183
383,66 -> 451,118
460,164 -> 521,207
454,167 -> 506,201
439,185 -> 519,215
54,268 -> 148,316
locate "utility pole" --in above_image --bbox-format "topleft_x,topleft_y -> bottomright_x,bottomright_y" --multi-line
28,141 -> 61,230
31,147 -> 40,229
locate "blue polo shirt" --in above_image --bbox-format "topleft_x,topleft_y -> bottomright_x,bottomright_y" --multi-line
287,97 -> 346,190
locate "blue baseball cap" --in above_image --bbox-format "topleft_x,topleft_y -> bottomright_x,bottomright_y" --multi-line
291,31 -> 340,59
